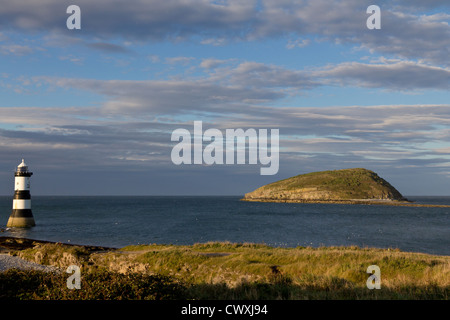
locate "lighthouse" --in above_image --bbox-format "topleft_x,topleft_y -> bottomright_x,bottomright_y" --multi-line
6,159 -> 36,228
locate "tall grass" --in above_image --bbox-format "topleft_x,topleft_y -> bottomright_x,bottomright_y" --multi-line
6,241 -> 449,300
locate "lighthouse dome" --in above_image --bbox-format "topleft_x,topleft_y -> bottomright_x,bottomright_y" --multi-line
17,159 -> 28,172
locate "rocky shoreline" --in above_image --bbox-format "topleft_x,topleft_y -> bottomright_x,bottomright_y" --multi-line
0,236 -> 114,272
0,236 -> 113,254
0,254 -> 61,273
240,198 -> 450,207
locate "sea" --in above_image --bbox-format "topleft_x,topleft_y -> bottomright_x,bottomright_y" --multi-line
0,196 -> 449,255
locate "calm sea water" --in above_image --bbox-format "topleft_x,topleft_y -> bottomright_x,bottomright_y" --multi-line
0,196 -> 449,255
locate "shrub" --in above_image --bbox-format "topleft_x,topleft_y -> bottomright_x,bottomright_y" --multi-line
0,268 -> 185,300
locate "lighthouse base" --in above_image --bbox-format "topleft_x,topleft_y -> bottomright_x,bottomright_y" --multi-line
7,210 -> 36,228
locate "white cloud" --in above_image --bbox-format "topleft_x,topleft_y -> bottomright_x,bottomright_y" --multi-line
286,39 -> 311,49
0,44 -> 33,55
29,58 -> 449,118
200,58 -> 229,69
315,61 -> 450,90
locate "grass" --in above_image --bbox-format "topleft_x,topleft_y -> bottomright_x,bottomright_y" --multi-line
0,268 -> 185,300
3,241 -> 449,299
245,168 -> 407,201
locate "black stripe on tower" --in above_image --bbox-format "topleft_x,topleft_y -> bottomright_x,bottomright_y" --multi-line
15,171 -> 33,177
14,190 -> 31,199
10,209 -> 33,218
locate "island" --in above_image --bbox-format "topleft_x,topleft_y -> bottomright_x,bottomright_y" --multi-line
242,168 -> 449,207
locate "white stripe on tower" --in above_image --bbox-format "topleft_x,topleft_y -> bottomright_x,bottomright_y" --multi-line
6,159 -> 36,228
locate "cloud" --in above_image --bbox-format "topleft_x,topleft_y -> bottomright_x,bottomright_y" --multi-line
0,0 -> 257,40
0,44 -> 33,55
85,42 -> 132,53
165,56 -> 195,65
59,55 -> 84,64
2,101 -> 450,195
200,58 -> 230,69
316,61 -> 450,90
286,39 -> 311,49
360,10 -> 450,66
222,61 -> 316,89
148,55 -> 160,63
1,1 -> 449,65
1,103 -> 450,173
30,58 -> 448,119
1,1 -> 449,195
434,147 -> 450,154
33,61 -> 318,115
395,0 -> 450,10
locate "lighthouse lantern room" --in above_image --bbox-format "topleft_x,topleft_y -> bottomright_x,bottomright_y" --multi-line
6,159 -> 36,227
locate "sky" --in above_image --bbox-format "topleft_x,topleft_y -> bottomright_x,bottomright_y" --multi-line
0,0 -> 449,196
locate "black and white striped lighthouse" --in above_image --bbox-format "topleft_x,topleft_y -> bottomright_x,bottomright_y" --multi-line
6,159 -> 35,228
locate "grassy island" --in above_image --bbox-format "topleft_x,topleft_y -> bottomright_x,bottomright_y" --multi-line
242,168 -> 450,207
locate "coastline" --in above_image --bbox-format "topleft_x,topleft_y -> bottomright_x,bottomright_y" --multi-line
240,198 -> 450,207
2,234 -> 449,256
0,236 -> 114,254
1,236 -> 449,300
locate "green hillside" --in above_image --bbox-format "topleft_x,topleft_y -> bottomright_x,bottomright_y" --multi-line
243,168 -> 407,202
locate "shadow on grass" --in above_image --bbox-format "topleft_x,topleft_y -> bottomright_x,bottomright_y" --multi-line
188,281 -> 448,300
0,268 -> 448,300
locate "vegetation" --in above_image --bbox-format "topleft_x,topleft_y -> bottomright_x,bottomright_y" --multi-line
0,268 -> 184,300
243,168 -> 408,202
2,241 -> 448,300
